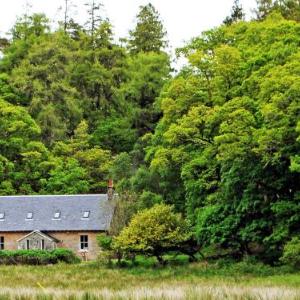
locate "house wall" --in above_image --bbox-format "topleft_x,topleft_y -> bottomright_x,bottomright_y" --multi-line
52,231 -> 101,260
0,232 -> 24,250
0,231 -> 102,260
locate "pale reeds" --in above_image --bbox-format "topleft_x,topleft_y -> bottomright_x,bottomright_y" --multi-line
0,263 -> 300,299
0,285 -> 300,300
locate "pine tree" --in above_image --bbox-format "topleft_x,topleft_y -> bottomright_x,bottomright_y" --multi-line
128,3 -> 168,54
277,0 -> 300,22
11,13 -> 49,41
62,0 -> 77,33
63,0 -> 70,32
254,0 -> 300,21
254,0 -> 273,20
59,0 -> 82,40
0,38 -> 9,50
223,0 -> 245,25
85,0 -> 103,44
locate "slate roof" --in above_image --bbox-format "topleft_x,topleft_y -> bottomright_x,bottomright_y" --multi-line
0,194 -> 114,232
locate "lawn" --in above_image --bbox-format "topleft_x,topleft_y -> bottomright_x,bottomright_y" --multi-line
0,259 -> 300,299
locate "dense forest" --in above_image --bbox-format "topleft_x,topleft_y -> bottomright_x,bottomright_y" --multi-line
1,0 -> 300,263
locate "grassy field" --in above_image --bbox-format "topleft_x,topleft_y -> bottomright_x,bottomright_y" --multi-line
0,259 -> 300,299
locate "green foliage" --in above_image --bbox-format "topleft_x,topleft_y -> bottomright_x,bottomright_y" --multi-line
0,73 -> 21,104
120,51 -> 171,137
0,13 -> 50,73
1,0 -> 300,265
52,120 -> 113,193
136,15 -> 300,262
280,237 -> 300,268
128,3 -> 168,54
113,204 -> 191,263
44,158 -> 90,194
0,98 -> 40,157
0,249 -> 80,265
97,234 -> 113,251
97,234 -> 116,265
91,116 -> 137,153
223,0 -> 245,25
110,153 -> 133,182
0,3 -> 170,195
255,0 -> 274,19
139,191 -> 163,209
255,0 -> 300,21
11,13 -> 50,40
0,98 -> 44,194
10,31 -> 81,145
84,0 -> 103,41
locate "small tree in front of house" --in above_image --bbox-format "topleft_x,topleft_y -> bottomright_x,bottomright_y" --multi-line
113,204 -> 191,264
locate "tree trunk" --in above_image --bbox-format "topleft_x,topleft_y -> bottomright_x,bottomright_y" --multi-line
156,255 -> 166,266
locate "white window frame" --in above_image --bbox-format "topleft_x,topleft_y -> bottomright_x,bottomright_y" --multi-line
80,235 -> 89,250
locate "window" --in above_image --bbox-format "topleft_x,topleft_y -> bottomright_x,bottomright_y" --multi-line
0,237 -> 4,250
80,235 -> 88,250
0,213 -> 4,220
26,212 -> 33,220
82,211 -> 90,219
26,240 -> 30,250
53,211 -> 61,219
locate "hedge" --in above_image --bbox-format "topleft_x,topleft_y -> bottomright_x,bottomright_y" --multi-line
0,249 -> 81,265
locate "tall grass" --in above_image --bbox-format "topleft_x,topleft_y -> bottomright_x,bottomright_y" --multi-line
0,262 -> 299,299
1,285 -> 300,300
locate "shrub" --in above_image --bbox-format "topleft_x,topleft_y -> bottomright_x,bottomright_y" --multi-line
97,234 -> 113,251
280,237 -> 300,268
113,204 -> 191,264
0,249 -> 80,265
97,234 -> 113,265
51,248 -> 81,264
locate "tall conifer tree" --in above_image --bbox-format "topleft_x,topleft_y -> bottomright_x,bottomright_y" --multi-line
128,3 -> 168,54
223,0 -> 245,25
85,0 -> 103,44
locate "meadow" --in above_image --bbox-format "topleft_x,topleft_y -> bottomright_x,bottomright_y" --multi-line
0,259 -> 300,300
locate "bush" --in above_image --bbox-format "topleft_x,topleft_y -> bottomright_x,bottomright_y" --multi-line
113,204 -> 191,264
280,237 -> 300,268
97,234 -> 121,266
97,234 -> 113,251
51,248 -> 81,264
0,249 -> 80,265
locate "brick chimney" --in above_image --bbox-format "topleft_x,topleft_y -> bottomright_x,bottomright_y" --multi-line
107,179 -> 114,201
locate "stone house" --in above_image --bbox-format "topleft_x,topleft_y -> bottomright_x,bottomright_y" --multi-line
0,193 -> 114,260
